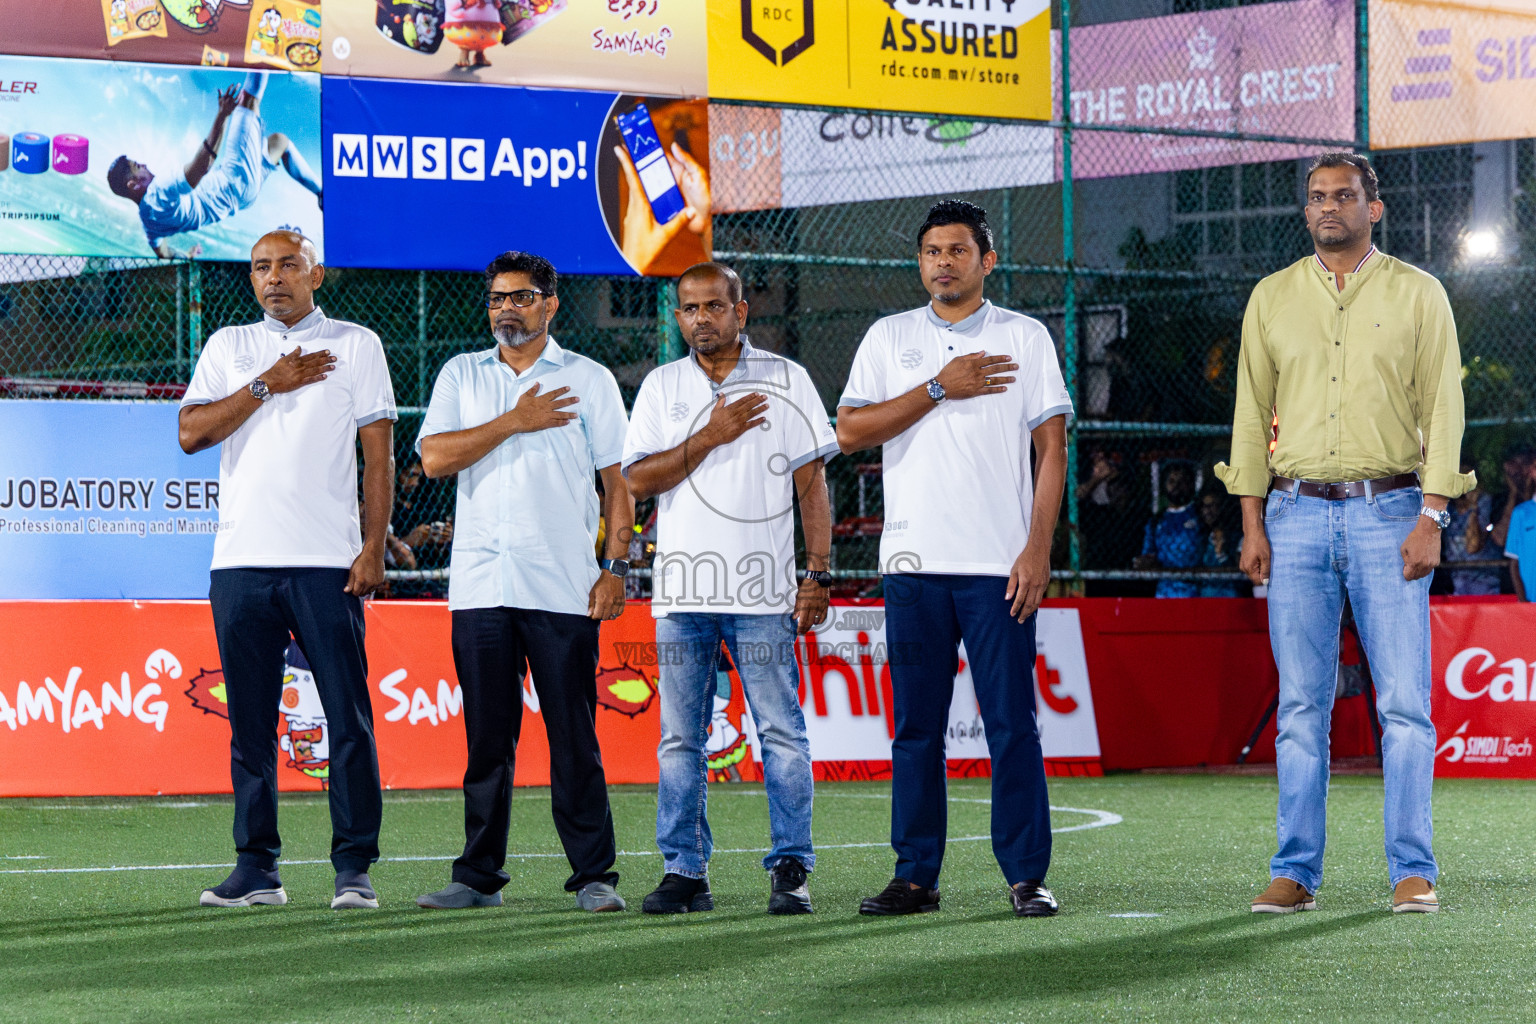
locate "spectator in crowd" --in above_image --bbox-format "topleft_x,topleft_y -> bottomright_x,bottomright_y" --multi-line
391,456 -> 451,597
1198,490 -> 1245,597
1133,461 -> 1202,597
1077,447 -> 1150,597
359,498 -> 415,597
1490,447 -> 1535,552
1444,462 -> 1501,596
1505,456 -> 1536,602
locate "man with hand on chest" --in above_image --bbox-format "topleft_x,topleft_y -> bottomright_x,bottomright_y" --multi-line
179,229 -> 397,911
623,261 -> 837,916
414,250 -> 634,914
836,200 -> 1072,919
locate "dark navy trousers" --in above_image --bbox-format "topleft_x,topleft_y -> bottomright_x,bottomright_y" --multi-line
449,606 -> 619,894
209,567 -> 382,874
884,573 -> 1052,888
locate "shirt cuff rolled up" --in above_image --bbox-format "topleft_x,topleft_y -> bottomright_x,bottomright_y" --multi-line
1421,467 -> 1477,500
1214,461 -> 1270,497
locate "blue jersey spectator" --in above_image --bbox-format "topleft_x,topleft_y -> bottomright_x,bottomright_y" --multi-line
1506,495 -> 1536,602
1135,463 -> 1202,597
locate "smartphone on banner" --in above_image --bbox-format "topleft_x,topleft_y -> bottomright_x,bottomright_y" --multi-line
616,102 -> 686,226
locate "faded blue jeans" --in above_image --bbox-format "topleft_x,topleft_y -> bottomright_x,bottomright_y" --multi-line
1264,484 -> 1437,893
654,612 -> 815,877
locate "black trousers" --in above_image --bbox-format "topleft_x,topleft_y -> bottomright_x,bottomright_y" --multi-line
208,568 -> 382,873
450,606 -> 618,893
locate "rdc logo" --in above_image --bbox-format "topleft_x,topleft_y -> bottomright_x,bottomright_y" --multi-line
234,354 -> 255,373
899,348 -> 924,370
741,1 -> 815,66
668,401 -> 690,423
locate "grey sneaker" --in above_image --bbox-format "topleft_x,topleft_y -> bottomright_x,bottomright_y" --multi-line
575,881 -> 626,913
416,881 -> 503,909
332,869 -> 379,910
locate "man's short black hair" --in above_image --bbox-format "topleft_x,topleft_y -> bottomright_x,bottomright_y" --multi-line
677,262 -> 743,304
484,250 -> 557,296
106,156 -> 133,198
1306,152 -> 1380,203
917,199 -> 994,255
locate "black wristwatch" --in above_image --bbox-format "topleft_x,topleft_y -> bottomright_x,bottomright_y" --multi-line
800,569 -> 833,588
248,378 -> 273,402
600,558 -> 630,579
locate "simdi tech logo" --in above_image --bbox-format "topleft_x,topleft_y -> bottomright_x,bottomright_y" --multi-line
741,1 -> 815,66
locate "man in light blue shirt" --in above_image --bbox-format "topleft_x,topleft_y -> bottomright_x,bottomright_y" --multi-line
412,251 -> 635,914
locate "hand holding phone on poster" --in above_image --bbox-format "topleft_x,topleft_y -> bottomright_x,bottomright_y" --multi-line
611,101 -> 711,275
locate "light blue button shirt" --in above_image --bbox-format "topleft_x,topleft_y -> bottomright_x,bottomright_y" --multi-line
416,337 -> 628,615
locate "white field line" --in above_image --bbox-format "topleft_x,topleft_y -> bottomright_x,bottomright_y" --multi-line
0,798 -> 1121,876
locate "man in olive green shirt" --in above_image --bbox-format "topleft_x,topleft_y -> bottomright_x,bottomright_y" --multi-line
1216,153 -> 1472,916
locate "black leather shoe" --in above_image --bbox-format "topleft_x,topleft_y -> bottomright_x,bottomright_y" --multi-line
768,858 -> 813,915
641,873 -> 714,914
1009,880 -> 1059,917
859,876 -> 939,916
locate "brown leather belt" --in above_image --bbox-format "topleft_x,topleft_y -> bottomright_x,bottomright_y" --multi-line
1272,473 -> 1419,500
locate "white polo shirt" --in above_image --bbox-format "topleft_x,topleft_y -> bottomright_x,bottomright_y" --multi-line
182,306 -> 398,570
839,301 -> 1072,577
623,337 -> 839,617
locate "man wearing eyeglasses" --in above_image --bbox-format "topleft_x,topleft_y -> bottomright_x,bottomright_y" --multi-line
1217,153 -> 1470,916
413,250 -> 635,914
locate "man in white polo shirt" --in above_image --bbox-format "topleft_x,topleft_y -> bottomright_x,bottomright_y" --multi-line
178,230 -> 397,911
623,262 -> 837,915
837,200 -> 1071,918
414,250 -> 634,915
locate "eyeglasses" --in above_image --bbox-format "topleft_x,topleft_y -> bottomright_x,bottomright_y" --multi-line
485,289 -> 545,309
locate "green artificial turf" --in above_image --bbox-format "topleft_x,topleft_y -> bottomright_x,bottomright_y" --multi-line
2,775 -> 1534,1023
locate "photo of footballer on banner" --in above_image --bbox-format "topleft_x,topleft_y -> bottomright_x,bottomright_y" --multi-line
323,0 -> 705,95
0,55 -> 322,261
4,0 -> 322,72
322,77 -> 707,275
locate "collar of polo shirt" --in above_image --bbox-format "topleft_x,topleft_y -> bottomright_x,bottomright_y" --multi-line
924,300 -> 993,334
689,332 -> 754,388
262,306 -> 326,335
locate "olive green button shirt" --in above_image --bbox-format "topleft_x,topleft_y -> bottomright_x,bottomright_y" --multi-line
1214,250 -> 1475,499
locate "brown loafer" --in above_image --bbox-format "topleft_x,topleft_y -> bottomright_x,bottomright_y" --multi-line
1251,877 -> 1315,914
1392,876 -> 1439,914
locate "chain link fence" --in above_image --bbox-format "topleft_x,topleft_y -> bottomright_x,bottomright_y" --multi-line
4,0 -> 1534,598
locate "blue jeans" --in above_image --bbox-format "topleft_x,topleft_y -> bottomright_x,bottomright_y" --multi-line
884,573 -> 1051,889
1264,485 -> 1437,892
654,612 -> 815,877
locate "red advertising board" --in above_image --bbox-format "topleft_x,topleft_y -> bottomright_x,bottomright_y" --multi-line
1431,602 -> 1536,777
1,597 -> 1529,796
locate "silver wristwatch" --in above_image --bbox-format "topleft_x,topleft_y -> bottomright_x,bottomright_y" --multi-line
925,378 -> 946,403
248,378 -> 273,402
1420,506 -> 1451,530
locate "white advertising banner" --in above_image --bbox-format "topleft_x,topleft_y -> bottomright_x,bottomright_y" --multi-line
712,105 -> 1054,214
740,606 -> 1101,769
